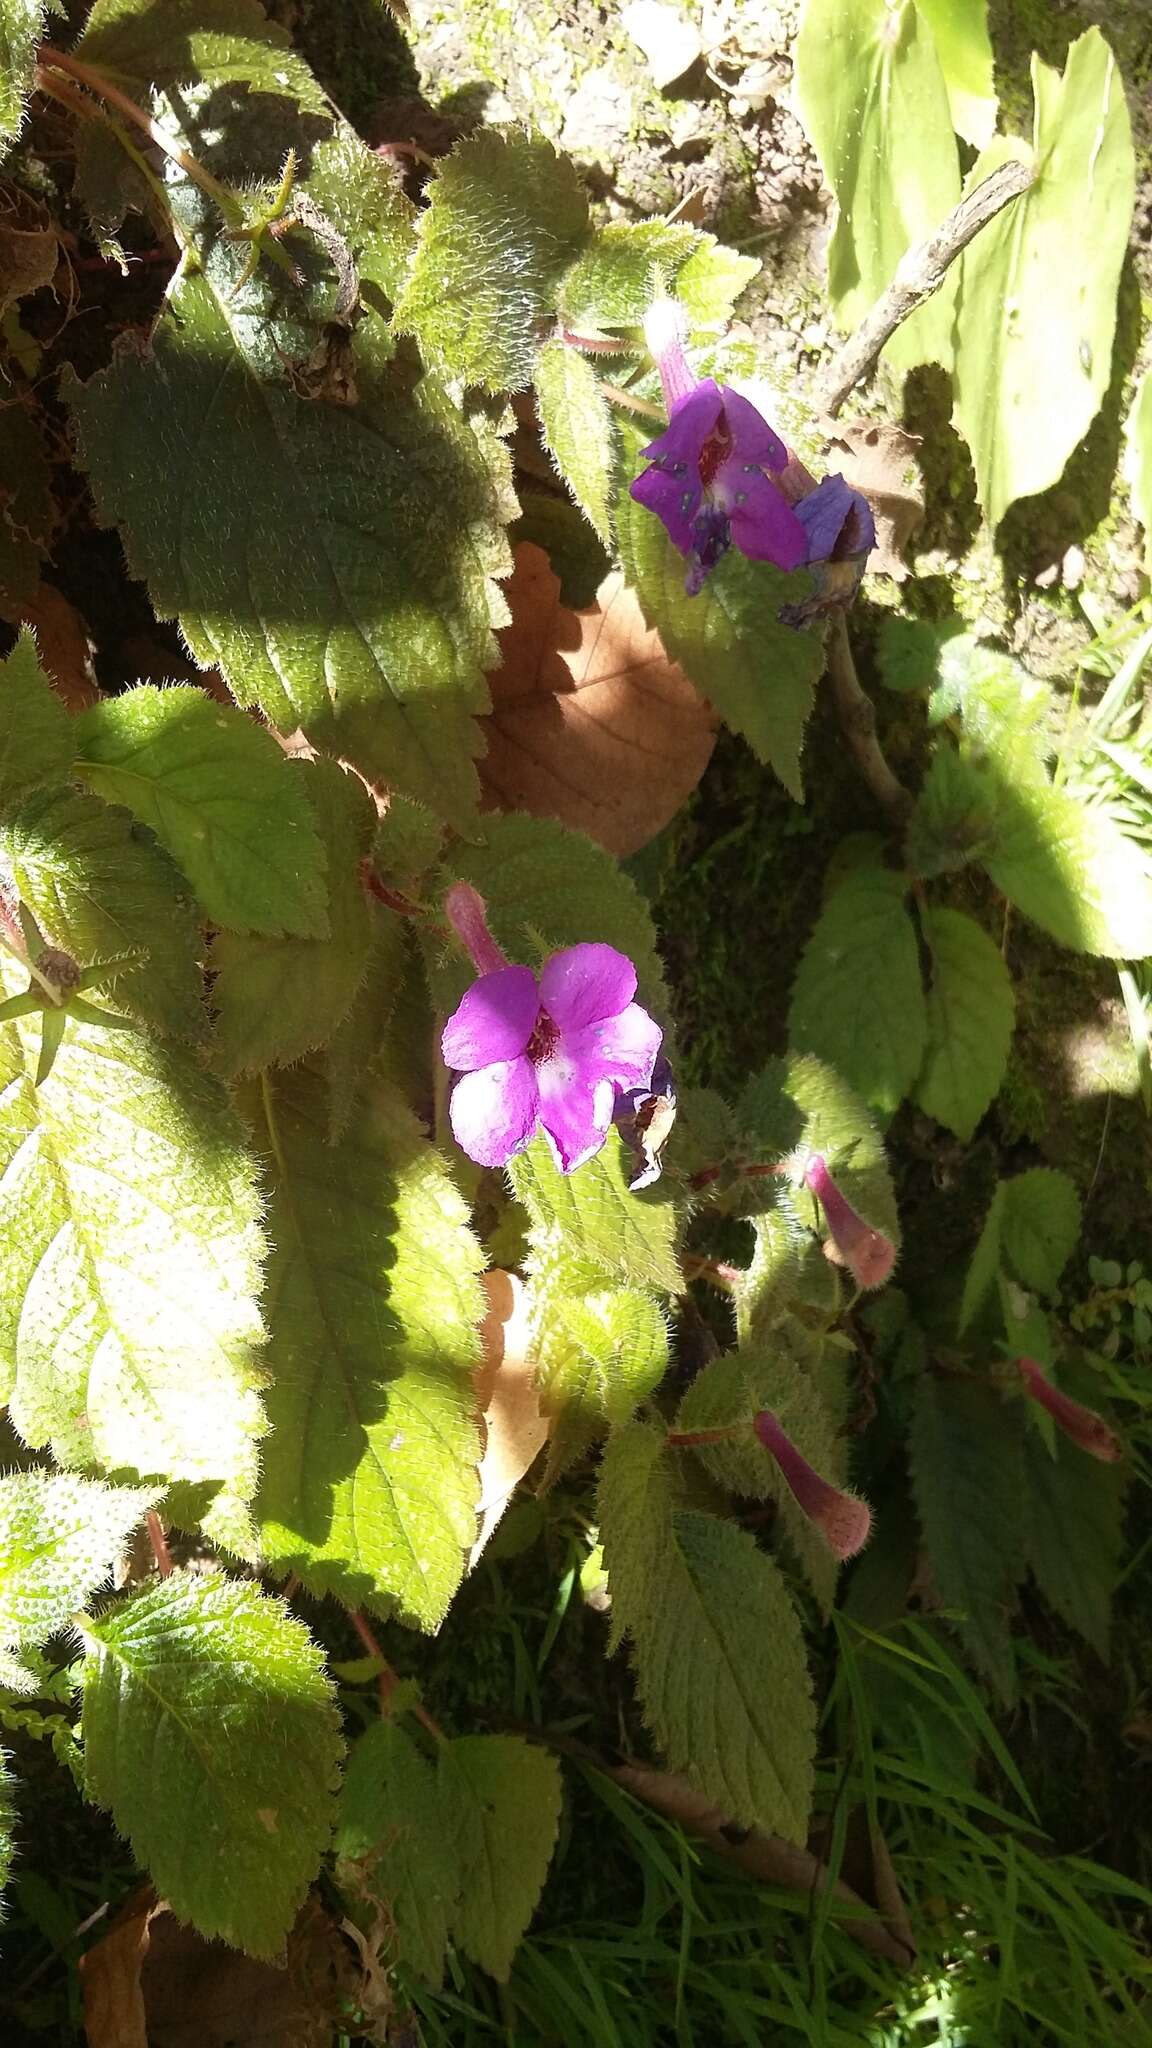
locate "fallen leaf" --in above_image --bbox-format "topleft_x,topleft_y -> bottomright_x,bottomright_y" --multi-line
621,0 -> 703,87
471,1270 -> 550,1566
478,543 -> 716,857
824,420 -> 924,580
19,584 -> 99,710
82,1888 -> 385,2048
0,187 -> 58,320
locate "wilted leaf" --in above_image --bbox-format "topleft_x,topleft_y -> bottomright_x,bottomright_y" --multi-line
0,189 -> 57,316
471,1270 -> 549,1565
824,421 -> 924,578
17,585 -> 98,710
478,543 -> 715,857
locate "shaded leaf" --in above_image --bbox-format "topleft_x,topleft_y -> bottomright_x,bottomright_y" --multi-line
952,30 -> 1134,527
335,1720 -> 455,1985
909,1374 -> 1024,1700
789,869 -> 926,1114
0,1018 -> 266,1496
252,1067 -> 484,1630
16,585 -> 98,711
478,543 -> 715,858
439,1733 -> 562,1980
76,0 -> 331,114
914,906 -> 1015,1139
599,1422 -> 816,1839
1021,1422 -> 1123,1658
74,687 -> 329,937
80,1572 -> 344,1957
0,407 -> 57,619
1000,1167 -> 1081,1296
905,747 -> 1000,878
958,1182 -> 1005,1334
794,0 -> 960,377
395,130 -> 590,391
823,421 -> 924,578
0,1470 -> 155,1650
0,628 -> 73,807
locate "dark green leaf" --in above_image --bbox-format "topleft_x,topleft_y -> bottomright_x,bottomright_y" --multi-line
335,1719 -> 455,1985
914,906 -> 1015,1139
1000,1167 -> 1081,1296
0,630 -> 73,808
534,339 -> 616,545
439,1733 -> 563,1981
1021,1422 -> 1123,1658
789,869 -> 927,1113
910,1373 -> 1025,1700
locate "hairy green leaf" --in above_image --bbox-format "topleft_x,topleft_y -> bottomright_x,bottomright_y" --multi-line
952,29 -> 1134,528
929,634 -> 1053,781
74,687 -> 329,937
395,130 -> 589,390
0,0 -> 49,154
789,870 -> 927,1113
981,781 -> 1152,960
914,906 -> 1015,1140
1000,1168 -> 1081,1297
210,762 -> 373,1076
0,1470 -> 155,1649
1021,1423 -> 1123,1658
599,1422 -> 816,1838
335,1719 -> 455,1985
76,0 -> 331,112
909,1374 -> 1024,1700
0,407 -> 57,614
0,1749 -> 12,1904
0,630 -> 72,808
80,1571 -> 343,1956
904,748 -> 1002,878
0,1019 -> 266,1496
512,1133 -> 681,1296
252,1067 -> 483,1629
439,1732 -> 563,1981
914,0 -> 997,147
534,340 -> 616,545
325,911 -> 410,1140
532,1271 -> 668,1432
557,220 -> 757,331
1,786 -> 204,1037
616,429 -> 824,797
794,0 -> 960,376
675,240 -> 762,327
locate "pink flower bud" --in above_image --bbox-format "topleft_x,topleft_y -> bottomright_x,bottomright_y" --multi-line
804,1153 -> 896,1291
753,1410 -> 872,1559
444,883 -> 509,978
1016,1357 -> 1122,1463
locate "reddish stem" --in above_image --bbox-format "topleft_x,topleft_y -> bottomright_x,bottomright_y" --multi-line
667,1424 -> 746,1448
347,1609 -> 444,1739
359,859 -> 425,917
144,1510 -> 173,1578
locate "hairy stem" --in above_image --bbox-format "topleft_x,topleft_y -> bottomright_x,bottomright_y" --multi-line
37,46 -> 242,222
346,1608 -> 444,1739
144,1510 -> 173,1578
825,616 -> 914,825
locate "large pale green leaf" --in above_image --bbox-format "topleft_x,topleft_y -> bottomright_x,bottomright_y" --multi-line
599,1422 -> 816,1839
952,29 -> 1134,528
1125,368 -> 1152,572
512,1133 -> 681,1297
335,1719 -> 455,1985
914,0 -> 996,147
439,1732 -> 563,1981
616,427 -> 824,797
0,630 -> 72,808
74,687 -> 329,937
251,1067 -> 484,1629
981,780 -> 1152,960
914,906 -> 1015,1140
909,1374 -> 1025,1700
0,786 -> 205,1037
1000,1168 -> 1081,1297
0,1019 -> 266,1496
1021,1424 -> 1123,1658
789,869 -> 927,1113
210,761 -> 373,1076
395,130 -> 590,391
66,205 -> 514,821
0,1470 -> 155,1649
793,0 -> 960,376
534,339 -> 616,545
79,1571 -> 343,1956
0,0 -> 49,154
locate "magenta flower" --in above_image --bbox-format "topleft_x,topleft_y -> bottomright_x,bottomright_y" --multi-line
753,1410 -> 872,1559
441,888 -> 662,1174
804,1153 -> 896,1292
1016,1357 -> 1122,1463
630,298 -> 875,597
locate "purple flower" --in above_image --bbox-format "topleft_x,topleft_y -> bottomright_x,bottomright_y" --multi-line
1016,1357 -> 1122,1463
630,298 -> 875,598
441,908 -> 663,1173
753,1410 -> 872,1559
803,1152 -> 896,1292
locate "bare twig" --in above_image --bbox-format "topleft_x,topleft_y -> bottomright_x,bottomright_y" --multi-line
819,158 -> 1034,416
825,616 -> 914,825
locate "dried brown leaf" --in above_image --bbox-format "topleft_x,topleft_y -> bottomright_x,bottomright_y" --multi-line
19,583 -> 99,710
824,420 -> 924,580
478,542 -> 716,857
471,1269 -> 549,1565
0,188 -> 58,320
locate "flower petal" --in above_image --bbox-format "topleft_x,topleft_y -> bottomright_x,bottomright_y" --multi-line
630,462 -> 702,556
567,1001 -> 662,1089
539,943 -> 637,1032
441,966 -> 539,1072
713,456 -> 807,571
449,1057 -> 540,1168
718,388 -> 789,471
639,379 -> 725,471
537,1065 -> 616,1174
795,473 -> 877,563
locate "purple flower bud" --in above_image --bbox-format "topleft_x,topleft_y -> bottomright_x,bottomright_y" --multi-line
445,882 -> 509,977
753,1410 -> 872,1559
441,940 -> 662,1175
803,1153 -> 896,1291
1016,1357 -> 1122,1463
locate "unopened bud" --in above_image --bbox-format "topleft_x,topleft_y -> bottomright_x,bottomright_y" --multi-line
1016,1357 -> 1122,1463
804,1153 -> 896,1291
753,1410 -> 872,1559
444,883 -> 509,978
